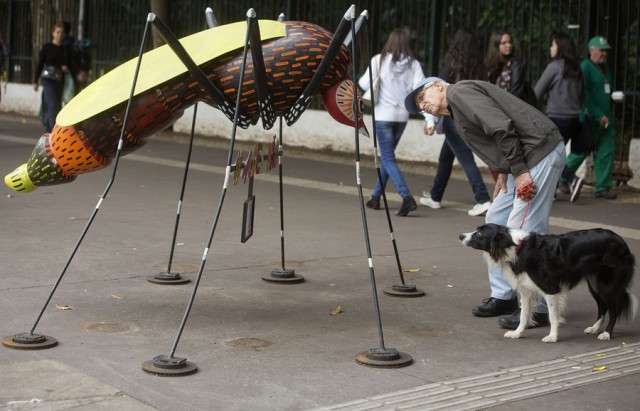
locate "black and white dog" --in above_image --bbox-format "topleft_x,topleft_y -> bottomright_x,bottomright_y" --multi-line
459,223 -> 637,343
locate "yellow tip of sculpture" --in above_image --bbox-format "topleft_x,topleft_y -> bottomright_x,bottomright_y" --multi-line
5,164 -> 37,193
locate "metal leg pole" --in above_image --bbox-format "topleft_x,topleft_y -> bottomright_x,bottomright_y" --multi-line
142,9 -> 255,377
147,104 -> 199,285
3,15 -> 154,351
263,117 -> 304,284
347,9 -> 412,368
361,16 -> 424,299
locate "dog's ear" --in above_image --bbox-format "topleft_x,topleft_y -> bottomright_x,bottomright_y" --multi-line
489,237 -> 504,261
488,227 -> 516,261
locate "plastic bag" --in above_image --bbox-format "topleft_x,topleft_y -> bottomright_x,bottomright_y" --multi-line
62,72 -> 75,104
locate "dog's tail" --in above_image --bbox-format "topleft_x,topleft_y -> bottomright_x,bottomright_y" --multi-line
620,292 -> 638,321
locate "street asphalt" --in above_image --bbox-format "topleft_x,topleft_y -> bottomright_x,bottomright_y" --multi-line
1,113 -> 639,410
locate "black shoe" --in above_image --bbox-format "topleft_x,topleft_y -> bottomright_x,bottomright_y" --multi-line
595,189 -> 617,199
498,309 -> 550,329
366,196 -> 380,210
396,195 -> 417,216
472,297 -> 518,317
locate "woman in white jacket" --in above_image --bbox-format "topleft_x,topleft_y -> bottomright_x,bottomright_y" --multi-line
359,28 -> 426,216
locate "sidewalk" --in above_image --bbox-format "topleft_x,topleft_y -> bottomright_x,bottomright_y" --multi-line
1,114 -> 639,410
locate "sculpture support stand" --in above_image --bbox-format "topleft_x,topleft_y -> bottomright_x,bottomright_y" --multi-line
2,15 -> 154,351
262,117 -> 304,284
147,104 -> 199,285
348,10 -> 412,368
361,15 -> 424,299
142,10 -> 256,376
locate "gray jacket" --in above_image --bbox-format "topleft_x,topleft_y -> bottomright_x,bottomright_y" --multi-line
534,59 -> 582,118
446,80 -> 562,176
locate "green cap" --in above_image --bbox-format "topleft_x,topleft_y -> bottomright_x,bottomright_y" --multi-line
588,36 -> 611,49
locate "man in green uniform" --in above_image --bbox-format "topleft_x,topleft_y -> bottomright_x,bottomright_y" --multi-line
565,36 -> 618,199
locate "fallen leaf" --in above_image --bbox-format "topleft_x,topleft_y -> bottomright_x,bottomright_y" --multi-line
594,353 -> 606,357
592,365 -> 606,372
403,268 -> 420,273
111,294 -> 122,300
55,304 -> 74,310
330,306 -> 343,315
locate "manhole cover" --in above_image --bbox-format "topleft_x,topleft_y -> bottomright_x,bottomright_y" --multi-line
225,337 -> 273,349
81,322 -> 139,333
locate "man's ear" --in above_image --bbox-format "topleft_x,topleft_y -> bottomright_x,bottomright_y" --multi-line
433,81 -> 444,92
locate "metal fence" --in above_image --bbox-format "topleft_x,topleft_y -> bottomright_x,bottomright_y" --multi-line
1,0 -> 638,153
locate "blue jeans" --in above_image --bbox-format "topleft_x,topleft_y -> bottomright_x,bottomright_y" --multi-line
41,78 -> 63,132
430,117 -> 490,204
484,142 -> 565,313
372,121 -> 411,198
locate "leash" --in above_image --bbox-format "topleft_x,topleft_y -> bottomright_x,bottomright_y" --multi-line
516,181 -> 534,229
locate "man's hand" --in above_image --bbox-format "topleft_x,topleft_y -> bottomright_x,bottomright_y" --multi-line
515,172 -> 537,200
599,115 -> 610,128
423,124 -> 435,135
492,173 -> 508,200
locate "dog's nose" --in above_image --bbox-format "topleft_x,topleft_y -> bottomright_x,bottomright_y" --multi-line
458,234 -> 465,241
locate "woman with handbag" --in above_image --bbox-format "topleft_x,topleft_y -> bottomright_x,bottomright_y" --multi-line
33,22 -> 69,132
358,28 -> 425,216
534,32 -> 585,202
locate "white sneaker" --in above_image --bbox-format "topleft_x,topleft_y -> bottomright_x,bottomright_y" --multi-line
419,196 -> 442,209
468,201 -> 491,216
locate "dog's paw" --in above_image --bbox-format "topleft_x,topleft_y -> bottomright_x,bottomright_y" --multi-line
542,334 -> 558,343
504,330 -> 522,339
597,331 -> 611,341
584,326 -> 599,334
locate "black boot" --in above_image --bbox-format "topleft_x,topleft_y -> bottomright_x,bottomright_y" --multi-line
366,196 -> 380,210
396,195 -> 417,216
472,297 -> 518,317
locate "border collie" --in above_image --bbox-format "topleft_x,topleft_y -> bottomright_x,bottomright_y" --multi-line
459,223 -> 637,343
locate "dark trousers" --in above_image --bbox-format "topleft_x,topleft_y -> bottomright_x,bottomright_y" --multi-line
41,78 -> 63,132
430,117 -> 490,204
549,116 -> 580,182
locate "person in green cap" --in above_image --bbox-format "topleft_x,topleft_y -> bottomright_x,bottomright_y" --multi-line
564,36 -> 621,199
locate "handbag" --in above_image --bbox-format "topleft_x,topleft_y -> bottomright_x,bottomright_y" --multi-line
572,116 -> 595,154
361,55 -> 381,107
41,65 -> 63,82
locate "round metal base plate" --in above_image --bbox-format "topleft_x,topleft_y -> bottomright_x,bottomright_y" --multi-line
142,355 -> 197,376
147,272 -> 191,285
383,284 -> 425,298
356,348 -> 413,368
262,268 -> 304,284
2,333 -> 58,350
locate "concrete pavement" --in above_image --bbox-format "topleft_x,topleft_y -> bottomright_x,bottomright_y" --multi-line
1,113 -> 639,410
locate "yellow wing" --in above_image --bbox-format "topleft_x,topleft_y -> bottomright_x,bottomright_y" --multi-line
57,20 -> 286,126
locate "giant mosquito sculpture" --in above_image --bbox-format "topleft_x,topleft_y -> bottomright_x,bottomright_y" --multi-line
3,5 -> 425,374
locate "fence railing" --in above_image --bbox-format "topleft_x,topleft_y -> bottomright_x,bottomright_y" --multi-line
1,0 -> 638,153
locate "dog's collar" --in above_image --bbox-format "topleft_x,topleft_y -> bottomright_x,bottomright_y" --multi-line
515,240 -> 524,255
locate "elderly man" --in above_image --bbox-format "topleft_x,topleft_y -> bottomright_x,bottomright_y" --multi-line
406,78 -> 566,329
564,36 -> 620,199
